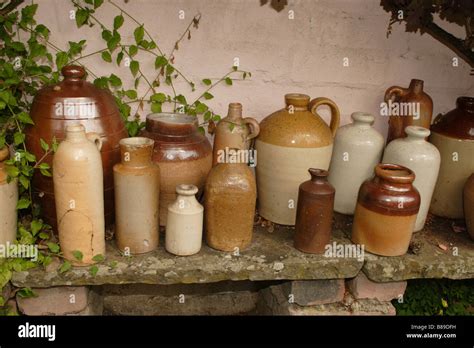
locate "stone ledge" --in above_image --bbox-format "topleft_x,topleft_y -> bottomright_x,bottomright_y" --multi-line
11,223 -> 362,288
11,214 -> 474,287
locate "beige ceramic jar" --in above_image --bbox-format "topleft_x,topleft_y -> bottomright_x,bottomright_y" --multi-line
464,174 -> 474,240
114,137 -> 160,254
255,93 -> 340,225
53,124 -> 105,265
430,97 -> 474,219
328,112 -> 384,215
205,151 -> 257,252
212,103 -> 260,166
382,126 -> 440,232
0,147 -> 18,246
165,184 -> 203,256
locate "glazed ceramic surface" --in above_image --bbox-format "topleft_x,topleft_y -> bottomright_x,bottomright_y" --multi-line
255,93 -> 340,225
382,126 -> 440,231
140,113 -> 212,226
53,124 -> 105,265
0,147 -> 18,246
384,79 -> 433,143
165,184 -> 203,256
205,155 -> 256,252
352,164 -> 420,256
464,174 -> 474,240
114,137 -> 160,254
328,112 -> 384,215
26,65 -> 127,229
294,169 -> 335,254
212,103 -> 259,166
430,97 -> 474,219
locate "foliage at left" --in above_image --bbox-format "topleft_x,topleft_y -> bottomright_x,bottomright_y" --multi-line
0,2 -> 72,315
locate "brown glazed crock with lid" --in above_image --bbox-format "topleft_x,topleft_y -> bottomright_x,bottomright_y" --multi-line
140,113 -> 212,226
294,168 -> 335,254
352,164 -> 420,256
26,65 -> 128,229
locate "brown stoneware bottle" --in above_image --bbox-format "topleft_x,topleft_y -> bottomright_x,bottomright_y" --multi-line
114,137 -> 160,254
205,149 -> 257,252
384,79 -> 433,143
26,65 -> 128,230
140,113 -> 212,226
212,103 -> 260,166
294,168 -> 335,254
352,164 -> 420,257
464,174 -> 474,240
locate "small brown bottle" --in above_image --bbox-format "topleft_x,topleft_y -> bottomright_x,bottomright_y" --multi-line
294,168 -> 335,254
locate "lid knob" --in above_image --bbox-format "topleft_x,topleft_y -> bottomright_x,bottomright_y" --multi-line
62,65 -> 86,80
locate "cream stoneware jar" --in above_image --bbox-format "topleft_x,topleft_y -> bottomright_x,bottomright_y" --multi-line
383,126 -> 440,231
328,112 -> 384,215
255,93 -> 340,225
0,147 -> 18,246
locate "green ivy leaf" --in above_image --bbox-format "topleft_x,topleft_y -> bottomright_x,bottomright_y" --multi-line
31,220 -> 43,235
225,77 -> 233,85
17,288 -> 37,298
202,79 -> 212,86
93,0 -> 104,8
14,132 -> 25,146
17,112 -> 34,125
108,74 -> 122,87
151,102 -> 162,113
19,175 -> 29,189
165,64 -> 175,76
55,51 -> 69,70
47,242 -> 60,253
5,165 -> 19,178
40,138 -> 49,152
58,261 -> 71,274
39,232 -> 50,240
52,137 -> 59,153
129,45 -> 138,57
195,103 -> 208,114
175,95 -> 187,105
16,198 -> 31,210
101,51 -> 112,63
89,265 -> 99,276
203,111 -> 212,121
203,92 -> 214,100
113,14 -> 124,30
151,93 -> 166,103
134,25 -> 145,44
130,60 -> 139,77
75,9 -> 89,28
92,254 -> 105,262
72,250 -> 83,261
154,56 -> 167,69
124,90 -> 137,99
126,121 -> 139,136
116,51 -> 124,66
38,163 -> 50,170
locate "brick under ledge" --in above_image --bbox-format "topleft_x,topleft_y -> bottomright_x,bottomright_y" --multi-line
11,214 -> 474,288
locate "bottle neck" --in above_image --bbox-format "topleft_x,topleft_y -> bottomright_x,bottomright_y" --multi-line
66,129 -> 87,142
409,79 -> 424,94
227,103 -> 243,121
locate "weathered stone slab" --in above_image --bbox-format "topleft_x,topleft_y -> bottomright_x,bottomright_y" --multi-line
12,224 -> 362,287
335,214 -> 474,282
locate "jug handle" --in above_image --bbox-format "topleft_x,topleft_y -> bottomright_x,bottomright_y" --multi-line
86,132 -> 103,151
309,97 -> 340,138
243,117 -> 260,141
384,86 -> 407,102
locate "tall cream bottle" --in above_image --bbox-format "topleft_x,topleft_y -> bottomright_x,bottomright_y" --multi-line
53,124 -> 105,265
165,184 -> 203,256
114,137 -> 160,254
382,126 -> 440,231
0,147 -> 18,246
328,112 -> 384,214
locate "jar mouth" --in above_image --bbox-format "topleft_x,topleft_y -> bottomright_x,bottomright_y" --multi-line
456,96 -> 474,112
119,137 -> 154,147
375,164 -> 415,184
285,93 -> 310,107
351,112 -> 374,124
308,168 -> 329,178
66,123 -> 85,133
405,125 -> 430,138
147,113 -> 196,124
176,184 -> 198,196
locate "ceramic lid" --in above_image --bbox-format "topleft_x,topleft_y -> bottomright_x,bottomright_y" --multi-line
431,97 -> 474,140
30,65 -> 120,120
257,93 -> 335,148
